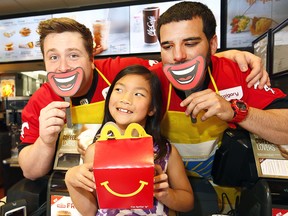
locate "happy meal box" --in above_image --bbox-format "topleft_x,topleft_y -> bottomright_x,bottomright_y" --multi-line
93,122 -> 154,209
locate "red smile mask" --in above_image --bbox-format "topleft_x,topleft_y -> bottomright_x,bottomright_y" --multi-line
47,67 -> 84,97
163,55 -> 206,91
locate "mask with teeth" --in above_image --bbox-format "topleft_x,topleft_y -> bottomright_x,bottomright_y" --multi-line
163,55 -> 206,92
47,67 -> 84,97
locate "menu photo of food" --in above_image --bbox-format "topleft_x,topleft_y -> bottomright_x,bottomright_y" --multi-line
19,27 -> 31,37
2,31 -> 29,53
18,41 -> 34,49
3,31 -> 15,38
226,0 -> 288,48
0,15 -> 51,62
230,15 -> 251,33
4,42 -> 14,51
230,15 -> 273,36
16,25 -> 35,52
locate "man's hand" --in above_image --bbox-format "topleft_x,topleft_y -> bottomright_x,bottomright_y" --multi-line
93,44 -> 104,56
180,89 -> 234,122
278,145 -> 288,159
39,101 -> 70,147
215,50 -> 270,89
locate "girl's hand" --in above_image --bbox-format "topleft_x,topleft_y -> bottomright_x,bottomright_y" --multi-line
153,164 -> 169,200
65,162 -> 95,192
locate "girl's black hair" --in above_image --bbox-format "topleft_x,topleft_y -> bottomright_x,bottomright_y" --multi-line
96,64 -> 170,160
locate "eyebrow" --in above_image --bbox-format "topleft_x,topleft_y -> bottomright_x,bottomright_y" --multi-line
45,48 -> 56,55
160,36 -> 202,46
66,48 -> 82,52
45,47 -> 82,55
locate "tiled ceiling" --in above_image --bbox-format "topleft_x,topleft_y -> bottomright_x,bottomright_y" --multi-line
0,0 -> 136,17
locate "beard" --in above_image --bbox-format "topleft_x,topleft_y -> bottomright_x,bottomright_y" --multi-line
205,46 -> 212,72
193,48 -> 212,91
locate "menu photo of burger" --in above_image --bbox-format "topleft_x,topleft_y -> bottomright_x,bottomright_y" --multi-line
19,27 -> 31,37
4,42 -> 14,51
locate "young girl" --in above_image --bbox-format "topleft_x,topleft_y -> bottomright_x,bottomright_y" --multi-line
65,65 -> 194,216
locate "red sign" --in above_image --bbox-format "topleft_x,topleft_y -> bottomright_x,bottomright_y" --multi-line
272,208 -> 288,216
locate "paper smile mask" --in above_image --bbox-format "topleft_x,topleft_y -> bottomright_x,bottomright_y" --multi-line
47,67 -> 84,97
163,56 -> 206,91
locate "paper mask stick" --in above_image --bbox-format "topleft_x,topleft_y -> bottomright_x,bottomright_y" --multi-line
163,56 -> 206,123
47,67 -> 84,128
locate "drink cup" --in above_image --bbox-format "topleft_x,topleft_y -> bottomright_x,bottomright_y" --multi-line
142,7 -> 160,44
92,20 -> 110,51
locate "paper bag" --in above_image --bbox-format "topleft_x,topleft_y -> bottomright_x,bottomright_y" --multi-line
93,122 -> 154,209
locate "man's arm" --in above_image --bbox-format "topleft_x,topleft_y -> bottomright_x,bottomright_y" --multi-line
180,89 -> 288,145
215,50 -> 270,89
18,101 -> 69,180
239,108 -> 288,144
18,137 -> 56,180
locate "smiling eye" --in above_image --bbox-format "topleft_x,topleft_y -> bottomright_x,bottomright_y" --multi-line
135,92 -> 145,97
49,55 -> 58,61
114,88 -> 122,93
70,53 -> 80,59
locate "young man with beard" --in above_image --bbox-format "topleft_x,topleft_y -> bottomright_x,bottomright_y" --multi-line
152,1 -> 288,177
149,1 -> 288,211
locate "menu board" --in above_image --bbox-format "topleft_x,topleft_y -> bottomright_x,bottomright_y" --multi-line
130,0 -> 221,54
130,2 -> 175,54
0,0 -> 221,61
226,0 -> 288,48
252,30 -> 270,71
0,15 -> 51,62
272,21 -> 288,76
53,6 -> 130,56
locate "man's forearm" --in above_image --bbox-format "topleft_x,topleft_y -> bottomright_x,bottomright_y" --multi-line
18,137 -> 56,180
240,108 -> 288,144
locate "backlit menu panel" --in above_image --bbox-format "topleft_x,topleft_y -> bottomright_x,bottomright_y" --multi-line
0,15 -> 51,62
53,6 -> 130,56
0,0 -> 221,62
